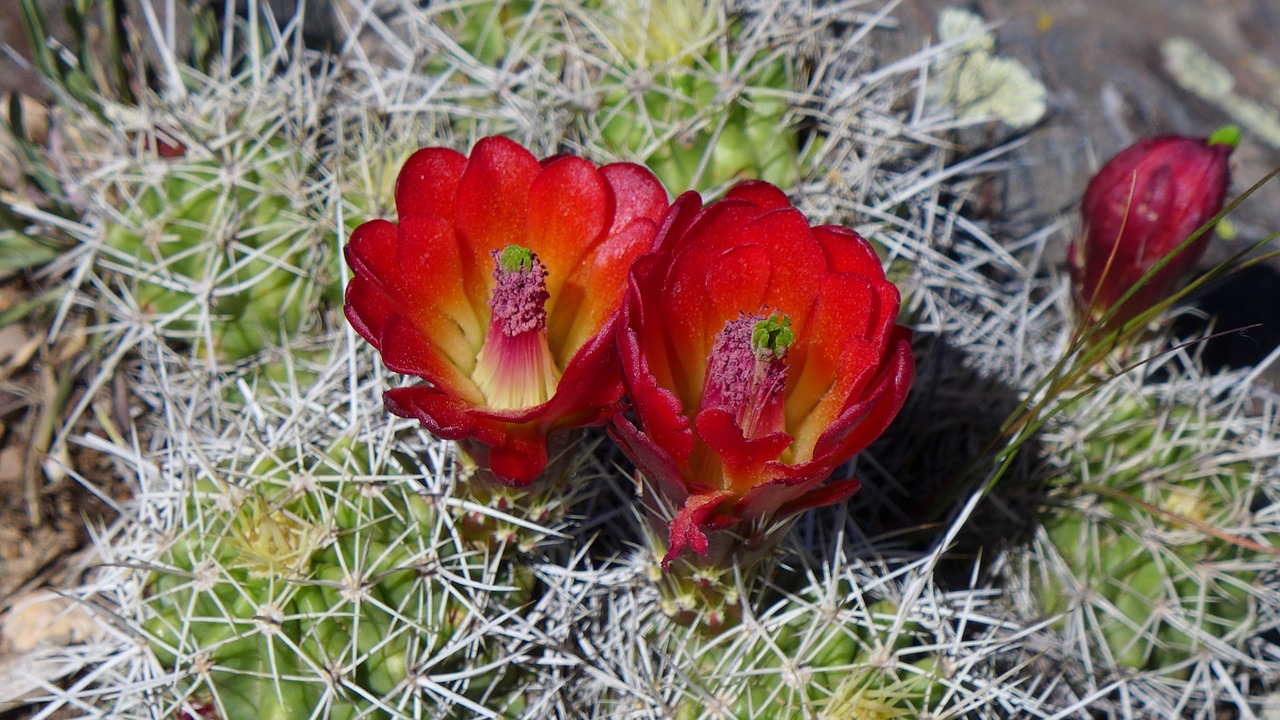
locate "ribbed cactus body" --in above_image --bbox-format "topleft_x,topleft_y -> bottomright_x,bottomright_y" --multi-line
1027,399 -> 1262,674
103,136 -> 328,361
661,593 -> 942,719
598,51 -> 799,193
422,0 -> 803,192
143,438 -> 511,719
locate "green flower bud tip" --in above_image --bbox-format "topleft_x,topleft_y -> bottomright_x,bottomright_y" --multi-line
751,313 -> 793,359
498,244 -> 535,273
1208,125 -> 1242,148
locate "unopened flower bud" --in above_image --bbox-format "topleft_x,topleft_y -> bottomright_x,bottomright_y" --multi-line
1069,127 -> 1238,325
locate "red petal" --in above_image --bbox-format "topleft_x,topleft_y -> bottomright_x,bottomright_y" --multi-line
344,275 -> 396,349
610,415 -> 692,508
664,490 -> 737,568
650,191 -> 706,255
543,162 -> 667,364
487,429 -> 550,487
395,147 -> 467,221
723,180 -> 792,211
812,331 -> 914,462
454,137 -> 542,311
396,214 -> 483,363
694,407 -> 793,493
551,218 -> 659,367
734,208 -> 825,328
539,311 -> 628,427
600,163 -> 670,236
384,386 -> 503,446
659,202 -> 763,392
693,243 -> 772,357
528,155 -> 610,304
731,462 -> 833,520
379,315 -> 483,404
345,219 -> 398,287
813,225 -> 885,278
787,273 -> 878,449
619,293 -> 696,465
1076,136 -> 1231,322
778,477 -> 861,516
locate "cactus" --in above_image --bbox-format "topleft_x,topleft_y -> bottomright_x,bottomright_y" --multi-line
99,125 -> 331,362
526,548 -> 1019,719
582,1 -> 805,192
662,597 -> 941,719
416,0 -> 806,193
143,435 -> 526,719
1017,396 -> 1269,677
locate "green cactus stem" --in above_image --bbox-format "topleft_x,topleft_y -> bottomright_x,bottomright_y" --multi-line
1026,398 -> 1266,675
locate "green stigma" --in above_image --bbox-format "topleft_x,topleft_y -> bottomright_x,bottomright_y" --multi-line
498,244 -> 536,273
1207,125 -> 1241,148
750,313 -> 793,359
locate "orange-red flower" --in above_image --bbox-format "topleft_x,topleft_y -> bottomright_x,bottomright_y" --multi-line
1069,128 -> 1237,325
612,181 -> 914,567
345,136 -> 669,485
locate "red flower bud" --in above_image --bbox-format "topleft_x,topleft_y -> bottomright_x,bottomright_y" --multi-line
612,181 -> 915,568
1069,128 -> 1238,325
344,137 -> 669,486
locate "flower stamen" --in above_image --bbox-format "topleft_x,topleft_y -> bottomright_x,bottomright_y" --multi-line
473,245 -> 560,410
701,312 -> 792,438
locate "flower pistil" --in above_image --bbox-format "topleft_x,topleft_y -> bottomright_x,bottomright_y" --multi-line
701,312 -> 793,440
472,245 -> 560,410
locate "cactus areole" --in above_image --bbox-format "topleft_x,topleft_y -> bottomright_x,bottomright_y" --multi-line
611,181 -> 915,567
344,136 -> 670,486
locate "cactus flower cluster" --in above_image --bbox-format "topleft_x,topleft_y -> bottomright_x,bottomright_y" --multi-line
343,136 -> 915,606
613,182 -> 914,574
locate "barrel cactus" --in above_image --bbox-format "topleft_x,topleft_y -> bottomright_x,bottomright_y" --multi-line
143,436 -> 526,718
1017,396 -> 1268,676
99,124 -> 331,361
584,0 -> 804,192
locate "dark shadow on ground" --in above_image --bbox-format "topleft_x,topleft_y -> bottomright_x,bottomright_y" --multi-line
1173,264 -> 1280,377
848,332 -> 1049,590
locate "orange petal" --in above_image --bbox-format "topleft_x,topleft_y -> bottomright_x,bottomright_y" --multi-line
786,274 -> 878,458
397,214 -> 483,367
528,156 -> 610,284
380,315 -> 484,405
552,218 -> 658,368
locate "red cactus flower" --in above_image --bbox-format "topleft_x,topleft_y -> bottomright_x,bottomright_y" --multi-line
1069,127 -> 1238,325
345,136 -> 669,485
612,181 -> 915,567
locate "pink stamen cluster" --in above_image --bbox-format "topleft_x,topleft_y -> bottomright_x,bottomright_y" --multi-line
700,312 -> 788,439
489,246 -> 550,336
